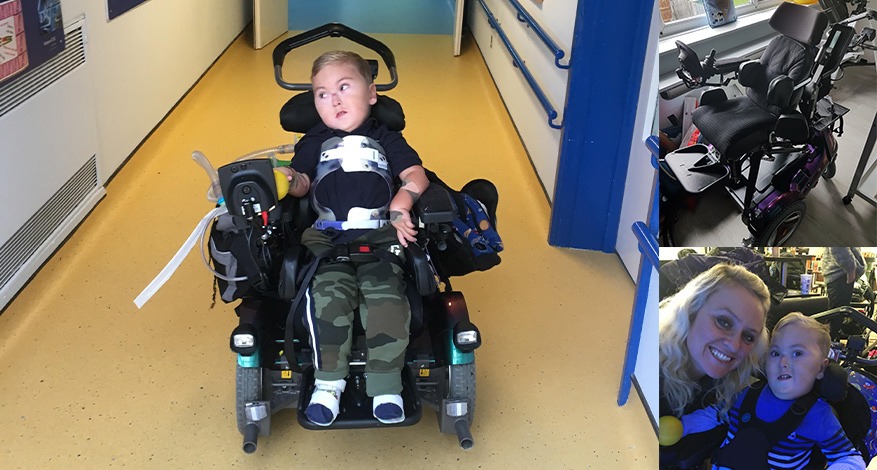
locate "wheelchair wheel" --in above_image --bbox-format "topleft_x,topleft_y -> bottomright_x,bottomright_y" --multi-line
448,362 -> 476,419
822,160 -> 836,179
752,200 -> 806,246
236,364 -> 262,434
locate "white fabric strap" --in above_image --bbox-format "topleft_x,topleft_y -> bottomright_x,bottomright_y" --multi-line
134,206 -> 227,308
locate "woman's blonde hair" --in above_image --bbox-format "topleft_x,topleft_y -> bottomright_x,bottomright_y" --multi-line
659,263 -> 771,419
311,50 -> 374,84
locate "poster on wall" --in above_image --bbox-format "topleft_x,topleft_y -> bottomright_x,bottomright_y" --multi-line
107,0 -> 148,20
0,0 -> 65,87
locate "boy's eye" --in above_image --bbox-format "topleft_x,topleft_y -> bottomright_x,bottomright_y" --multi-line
317,92 -> 327,99
769,350 -> 779,357
792,350 -> 804,357
340,83 -> 349,91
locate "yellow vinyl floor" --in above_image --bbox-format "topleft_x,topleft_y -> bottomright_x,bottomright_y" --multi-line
0,30 -> 657,468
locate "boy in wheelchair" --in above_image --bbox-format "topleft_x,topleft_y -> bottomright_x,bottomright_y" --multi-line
274,50 -> 429,426
677,313 -> 865,469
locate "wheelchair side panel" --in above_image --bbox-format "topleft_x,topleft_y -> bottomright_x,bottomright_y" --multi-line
848,369 -> 877,460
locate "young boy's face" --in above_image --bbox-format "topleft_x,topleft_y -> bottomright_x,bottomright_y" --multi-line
312,62 -> 377,132
766,323 -> 828,400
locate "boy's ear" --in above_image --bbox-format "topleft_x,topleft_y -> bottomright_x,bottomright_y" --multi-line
369,83 -> 377,105
816,358 -> 829,380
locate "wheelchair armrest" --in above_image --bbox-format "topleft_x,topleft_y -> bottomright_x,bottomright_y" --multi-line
774,113 -> 809,143
405,242 -> 438,296
712,56 -> 748,76
767,74 -> 795,109
415,184 -> 456,224
278,243 -> 307,300
738,60 -> 764,88
699,88 -> 728,107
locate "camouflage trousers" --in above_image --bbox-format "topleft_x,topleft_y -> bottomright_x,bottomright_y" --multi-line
302,225 -> 411,396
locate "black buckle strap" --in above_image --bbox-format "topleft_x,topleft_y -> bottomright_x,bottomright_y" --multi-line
331,244 -> 380,264
327,243 -> 405,268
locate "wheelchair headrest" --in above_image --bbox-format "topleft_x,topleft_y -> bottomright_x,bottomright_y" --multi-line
279,91 -> 406,133
816,362 -> 848,402
770,2 -> 828,47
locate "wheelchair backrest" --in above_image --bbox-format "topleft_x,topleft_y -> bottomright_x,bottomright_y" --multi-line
279,91 -> 406,133
746,2 -> 827,111
769,2 -> 828,48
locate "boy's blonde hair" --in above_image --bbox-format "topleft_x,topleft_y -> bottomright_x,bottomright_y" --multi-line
772,312 -> 832,356
311,50 -> 374,84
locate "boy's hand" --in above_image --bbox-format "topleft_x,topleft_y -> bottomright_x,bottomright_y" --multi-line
390,210 -> 417,247
274,166 -> 310,197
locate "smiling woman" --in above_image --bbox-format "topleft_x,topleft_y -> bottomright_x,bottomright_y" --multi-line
658,263 -> 771,420
658,262 -> 773,468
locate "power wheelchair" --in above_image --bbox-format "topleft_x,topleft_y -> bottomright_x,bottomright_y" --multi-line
207,24 -> 501,453
660,306 -> 877,469
660,1 -> 876,246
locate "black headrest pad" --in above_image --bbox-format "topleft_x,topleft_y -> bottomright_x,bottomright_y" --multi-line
770,2 -> 828,47
279,91 -> 406,133
816,362 -> 848,402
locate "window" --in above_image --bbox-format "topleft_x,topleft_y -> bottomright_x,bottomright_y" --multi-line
659,0 -> 782,37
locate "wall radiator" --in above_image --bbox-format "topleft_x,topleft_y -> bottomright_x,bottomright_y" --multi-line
0,16 -> 105,312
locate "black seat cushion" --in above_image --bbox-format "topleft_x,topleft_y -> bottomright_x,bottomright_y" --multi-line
692,97 -> 776,160
280,91 -> 406,133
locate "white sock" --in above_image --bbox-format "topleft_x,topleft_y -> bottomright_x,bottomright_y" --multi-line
373,394 -> 405,424
306,378 -> 346,426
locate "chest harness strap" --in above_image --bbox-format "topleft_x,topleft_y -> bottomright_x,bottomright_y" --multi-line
711,380 -> 819,470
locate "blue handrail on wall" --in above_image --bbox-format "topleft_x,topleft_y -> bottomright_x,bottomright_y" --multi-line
507,0 -> 570,69
476,0 -> 562,130
617,136 -> 660,408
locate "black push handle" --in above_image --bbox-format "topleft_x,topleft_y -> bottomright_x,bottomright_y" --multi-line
272,23 -> 398,91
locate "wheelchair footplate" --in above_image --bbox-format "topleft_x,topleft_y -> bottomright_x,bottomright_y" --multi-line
812,97 -> 849,132
296,364 -> 422,430
663,143 -> 729,193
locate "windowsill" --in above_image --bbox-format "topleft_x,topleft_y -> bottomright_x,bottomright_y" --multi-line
658,9 -> 775,55
658,8 -> 778,97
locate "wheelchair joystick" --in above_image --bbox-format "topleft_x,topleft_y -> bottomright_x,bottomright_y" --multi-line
703,49 -> 717,74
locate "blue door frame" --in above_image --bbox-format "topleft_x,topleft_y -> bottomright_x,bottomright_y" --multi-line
549,0 -> 655,252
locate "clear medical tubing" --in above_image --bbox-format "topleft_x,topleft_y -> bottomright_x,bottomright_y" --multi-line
192,150 -> 223,203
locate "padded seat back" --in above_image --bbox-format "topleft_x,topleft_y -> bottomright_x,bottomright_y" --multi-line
745,2 -> 827,113
766,295 -> 830,330
746,35 -> 816,113
279,91 -> 406,133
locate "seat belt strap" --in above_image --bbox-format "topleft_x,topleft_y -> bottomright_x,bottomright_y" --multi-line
283,256 -> 324,367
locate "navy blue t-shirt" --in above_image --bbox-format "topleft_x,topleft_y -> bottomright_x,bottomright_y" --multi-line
290,117 -> 421,221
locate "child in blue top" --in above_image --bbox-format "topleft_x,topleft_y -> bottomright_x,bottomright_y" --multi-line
681,312 -> 865,470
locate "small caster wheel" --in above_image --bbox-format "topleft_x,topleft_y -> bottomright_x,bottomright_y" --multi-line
842,195 -> 853,205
